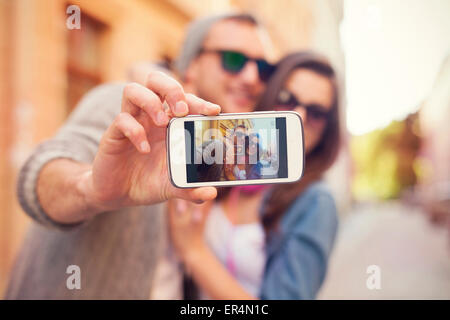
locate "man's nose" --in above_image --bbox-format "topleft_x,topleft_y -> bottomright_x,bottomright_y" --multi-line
238,61 -> 260,85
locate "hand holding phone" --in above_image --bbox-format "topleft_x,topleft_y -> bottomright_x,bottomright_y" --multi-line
86,72 -> 222,213
167,111 -> 304,188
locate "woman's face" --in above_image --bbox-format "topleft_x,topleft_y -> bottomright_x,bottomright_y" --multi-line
284,69 -> 334,154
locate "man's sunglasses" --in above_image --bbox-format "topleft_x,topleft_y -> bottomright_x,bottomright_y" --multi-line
276,89 -> 331,125
199,49 -> 275,82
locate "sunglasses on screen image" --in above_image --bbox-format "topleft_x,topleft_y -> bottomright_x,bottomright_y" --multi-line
275,89 -> 331,126
199,48 -> 275,82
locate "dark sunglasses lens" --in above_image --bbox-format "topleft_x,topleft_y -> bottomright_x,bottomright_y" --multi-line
277,90 -> 297,109
257,60 -> 275,81
222,51 -> 247,73
308,107 -> 329,122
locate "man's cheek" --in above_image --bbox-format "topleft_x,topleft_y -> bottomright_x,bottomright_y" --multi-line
255,83 -> 266,96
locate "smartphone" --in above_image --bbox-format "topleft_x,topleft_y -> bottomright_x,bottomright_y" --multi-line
167,111 -> 304,188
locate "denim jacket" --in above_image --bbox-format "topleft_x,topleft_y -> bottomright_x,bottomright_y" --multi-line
259,181 -> 338,299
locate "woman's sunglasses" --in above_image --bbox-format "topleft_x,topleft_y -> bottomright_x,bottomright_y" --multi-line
199,49 -> 275,82
275,89 -> 331,126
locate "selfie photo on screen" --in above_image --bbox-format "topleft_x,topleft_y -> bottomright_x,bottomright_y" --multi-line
184,118 -> 288,182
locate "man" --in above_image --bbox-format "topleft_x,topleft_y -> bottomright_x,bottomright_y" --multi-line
6,13 -> 272,299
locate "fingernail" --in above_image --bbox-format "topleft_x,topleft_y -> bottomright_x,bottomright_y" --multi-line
140,141 -> 150,152
157,111 -> 167,125
175,101 -> 188,115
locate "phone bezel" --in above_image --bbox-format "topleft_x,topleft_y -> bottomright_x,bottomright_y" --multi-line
167,111 -> 304,188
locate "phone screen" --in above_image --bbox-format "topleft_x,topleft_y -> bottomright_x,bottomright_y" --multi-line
184,117 -> 288,183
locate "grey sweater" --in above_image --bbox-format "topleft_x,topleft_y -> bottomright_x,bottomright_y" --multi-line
6,83 -> 165,299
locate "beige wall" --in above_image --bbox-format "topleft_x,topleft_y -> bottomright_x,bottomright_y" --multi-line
420,55 -> 450,189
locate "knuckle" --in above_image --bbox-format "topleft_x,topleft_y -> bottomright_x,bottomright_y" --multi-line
114,112 -> 128,125
142,93 -> 160,112
123,82 -> 140,96
131,127 -> 141,137
166,87 -> 184,102
166,82 -> 182,95
146,70 -> 165,85
146,71 -> 183,95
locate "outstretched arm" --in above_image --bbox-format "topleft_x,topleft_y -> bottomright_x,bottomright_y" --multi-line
19,72 -> 221,228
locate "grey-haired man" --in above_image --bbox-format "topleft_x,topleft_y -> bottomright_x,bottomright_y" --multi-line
6,13 -> 272,299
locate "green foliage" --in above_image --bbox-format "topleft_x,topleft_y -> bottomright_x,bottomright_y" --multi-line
351,116 -> 420,201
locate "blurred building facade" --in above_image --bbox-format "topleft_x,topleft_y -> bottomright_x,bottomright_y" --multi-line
418,54 -> 450,227
0,0 -> 345,296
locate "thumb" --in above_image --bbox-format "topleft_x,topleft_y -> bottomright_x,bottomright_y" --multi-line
169,186 -> 217,203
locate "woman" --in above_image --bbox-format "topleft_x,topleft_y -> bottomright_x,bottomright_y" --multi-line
231,132 -> 262,180
245,133 -> 263,180
168,51 -> 341,299
226,124 -> 248,180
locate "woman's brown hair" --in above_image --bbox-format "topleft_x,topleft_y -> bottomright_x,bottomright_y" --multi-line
257,51 -> 341,233
216,51 -> 341,233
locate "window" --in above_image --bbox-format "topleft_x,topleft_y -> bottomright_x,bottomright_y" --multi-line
66,13 -> 105,111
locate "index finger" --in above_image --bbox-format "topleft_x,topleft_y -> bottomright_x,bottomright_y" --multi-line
146,71 -> 188,117
185,94 -> 221,116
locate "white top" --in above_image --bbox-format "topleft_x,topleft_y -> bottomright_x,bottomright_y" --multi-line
200,203 -> 266,299
149,203 -> 266,300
